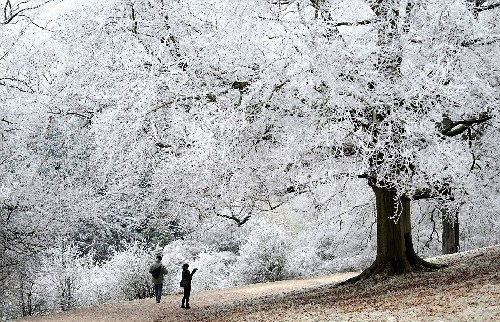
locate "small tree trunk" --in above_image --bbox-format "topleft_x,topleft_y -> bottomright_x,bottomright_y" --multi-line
442,209 -> 459,254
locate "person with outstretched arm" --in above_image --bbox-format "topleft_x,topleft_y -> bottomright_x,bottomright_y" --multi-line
149,254 -> 168,303
180,263 -> 198,309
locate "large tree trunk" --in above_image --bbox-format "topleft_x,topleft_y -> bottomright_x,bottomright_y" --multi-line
348,186 -> 441,282
373,185 -> 414,274
442,209 -> 459,254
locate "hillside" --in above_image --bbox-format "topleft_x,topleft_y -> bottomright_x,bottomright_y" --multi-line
18,245 -> 499,322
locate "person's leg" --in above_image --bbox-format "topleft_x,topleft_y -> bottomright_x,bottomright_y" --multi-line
185,286 -> 191,308
157,284 -> 163,303
181,287 -> 187,308
154,284 -> 159,302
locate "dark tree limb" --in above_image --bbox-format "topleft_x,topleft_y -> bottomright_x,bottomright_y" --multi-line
65,111 -> 93,120
2,0 -> 52,25
1,117 -> 14,125
48,109 -> 94,122
216,213 -> 251,226
411,188 -> 453,201
23,12 -> 53,31
0,77 -> 34,93
461,36 -> 500,47
477,1 -> 500,12
441,115 -> 492,137
329,19 -> 374,28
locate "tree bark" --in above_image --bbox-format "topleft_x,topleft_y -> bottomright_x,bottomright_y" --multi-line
373,186 -> 412,274
442,209 -> 459,254
347,186 -> 441,282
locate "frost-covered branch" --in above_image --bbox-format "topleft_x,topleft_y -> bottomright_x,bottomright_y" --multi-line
476,1 -> 500,12
2,0 -> 52,25
0,77 -> 34,93
1,117 -> 14,125
216,213 -> 251,226
47,109 -> 94,125
461,35 -> 500,47
148,91 -> 228,114
441,115 -> 493,137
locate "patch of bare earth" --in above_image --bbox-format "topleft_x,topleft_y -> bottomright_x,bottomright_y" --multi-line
17,246 -> 499,322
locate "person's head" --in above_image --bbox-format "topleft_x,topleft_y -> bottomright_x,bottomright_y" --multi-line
156,254 -> 163,261
182,263 -> 189,269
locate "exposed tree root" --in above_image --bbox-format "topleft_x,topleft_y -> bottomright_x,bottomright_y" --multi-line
341,254 -> 446,285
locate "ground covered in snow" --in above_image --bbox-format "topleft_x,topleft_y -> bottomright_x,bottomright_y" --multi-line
18,245 -> 499,322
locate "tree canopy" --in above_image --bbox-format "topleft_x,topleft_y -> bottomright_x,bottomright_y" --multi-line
0,0 -> 498,318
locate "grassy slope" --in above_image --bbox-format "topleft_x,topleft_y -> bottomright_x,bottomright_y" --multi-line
185,245 -> 500,322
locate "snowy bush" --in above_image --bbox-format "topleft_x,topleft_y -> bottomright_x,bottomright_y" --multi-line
1,255 -> 47,319
190,250 -> 237,291
188,217 -> 244,253
233,217 -> 291,284
75,242 -> 153,306
160,239 -> 206,293
290,206 -> 376,275
0,244 -> 95,318
285,245 -> 326,278
102,243 -> 151,301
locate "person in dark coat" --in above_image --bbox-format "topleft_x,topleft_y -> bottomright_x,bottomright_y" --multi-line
180,263 -> 197,309
149,254 -> 168,303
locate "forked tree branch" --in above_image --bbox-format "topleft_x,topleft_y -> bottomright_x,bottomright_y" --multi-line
216,213 -> 251,226
441,115 -> 493,137
2,0 -> 52,25
477,1 -> 500,12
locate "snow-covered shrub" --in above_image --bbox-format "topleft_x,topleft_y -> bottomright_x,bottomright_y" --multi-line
36,245 -> 93,311
293,206 -> 375,274
0,244 -> 96,317
233,217 -> 291,284
285,245 -> 326,278
160,239 -> 239,292
285,221 -> 374,278
101,243 -> 152,300
75,242 -> 153,306
160,239 -> 204,293
0,254 -> 48,319
189,250 -> 237,291
76,265 -> 114,307
188,217 -> 244,253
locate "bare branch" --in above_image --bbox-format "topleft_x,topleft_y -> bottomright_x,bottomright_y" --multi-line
2,0 -> 52,25
23,13 -> 54,31
461,36 -> 500,47
0,77 -> 34,93
1,117 -> 14,125
148,89 -> 229,114
441,115 -> 493,137
65,111 -> 93,120
47,109 -> 94,127
329,19 -> 373,28
216,213 -> 251,226
477,1 -> 500,12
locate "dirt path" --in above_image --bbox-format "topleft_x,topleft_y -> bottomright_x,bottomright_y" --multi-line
18,272 -> 360,322
17,246 -> 500,322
